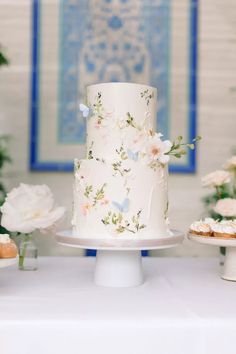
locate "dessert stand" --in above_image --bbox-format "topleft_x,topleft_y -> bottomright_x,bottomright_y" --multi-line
188,233 -> 236,281
56,230 -> 183,288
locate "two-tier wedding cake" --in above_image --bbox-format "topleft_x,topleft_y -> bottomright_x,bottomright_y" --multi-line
72,82 -> 172,240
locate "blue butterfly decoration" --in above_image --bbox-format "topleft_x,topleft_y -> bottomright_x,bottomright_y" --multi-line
127,149 -> 139,161
79,103 -> 90,118
112,198 -> 129,213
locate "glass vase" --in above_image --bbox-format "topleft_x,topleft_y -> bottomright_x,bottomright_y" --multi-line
18,233 -> 38,271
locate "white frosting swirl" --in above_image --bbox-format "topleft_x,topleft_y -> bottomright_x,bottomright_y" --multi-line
204,218 -> 217,226
190,220 -> 211,233
212,220 -> 236,234
0,234 -> 11,244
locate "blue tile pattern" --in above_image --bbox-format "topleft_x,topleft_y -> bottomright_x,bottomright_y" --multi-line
30,0 -> 198,173
59,0 -> 170,143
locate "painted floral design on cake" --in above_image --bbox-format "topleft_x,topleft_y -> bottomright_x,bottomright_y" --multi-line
81,183 -> 108,216
140,89 -> 154,106
102,205 -> 146,235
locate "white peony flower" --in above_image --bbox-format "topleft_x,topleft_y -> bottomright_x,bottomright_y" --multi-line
1,183 -> 65,234
224,156 -> 236,171
214,198 -> 236,218
143,132 -> 172,165
201,170 -> 231,188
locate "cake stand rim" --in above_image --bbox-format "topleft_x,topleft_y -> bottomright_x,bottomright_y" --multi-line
55,229 -> 184,250
188,233 -> 236,247
0,256 -> 18,269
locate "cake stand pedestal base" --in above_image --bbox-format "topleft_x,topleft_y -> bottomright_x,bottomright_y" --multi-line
222,247 -> 236,281
188,234 -> 236,282
56,230 -> 183,288
95,250 -> 143,287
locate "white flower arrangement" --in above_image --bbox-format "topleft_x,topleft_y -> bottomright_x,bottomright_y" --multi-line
0,183 -> 66,269
0,183 -> 65,234
202,155 -> 236,220
224,155 -> 236,171
201,170 -> 231,188
214,198 -> 236,218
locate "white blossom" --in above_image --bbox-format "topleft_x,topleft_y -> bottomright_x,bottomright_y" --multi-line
224,156 -> 236,171
1,184 -> 65,233
201,170 -> 231,188
214,198 -> 236,218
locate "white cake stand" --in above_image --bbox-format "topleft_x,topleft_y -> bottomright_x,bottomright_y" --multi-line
56,230 -> 183,288
0,257 -> 18,269
188,233 -> 236,281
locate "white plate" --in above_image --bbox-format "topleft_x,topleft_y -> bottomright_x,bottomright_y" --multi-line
0,257 -> 18,269
188,233 -> 236,247
55,229 -> 184,251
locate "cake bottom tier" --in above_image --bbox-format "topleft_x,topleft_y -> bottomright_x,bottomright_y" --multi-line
72,159 -> 171,240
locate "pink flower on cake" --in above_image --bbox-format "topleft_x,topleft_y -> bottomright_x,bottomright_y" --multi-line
75,163 -> 89,187
81,203 -> 92,216
144,133 -> 172,164
117,117 -> 127,129
201,170 -> 231,188
94,120 -> 107,129
224,156 -> 236,171
100,198 -> 109,206
214,198 -> 236,217
132,131 -> 147,148
105,110 -> 114,118
131,130 -> 154,153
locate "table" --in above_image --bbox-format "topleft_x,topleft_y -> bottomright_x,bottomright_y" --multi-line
0,257 -> 235,354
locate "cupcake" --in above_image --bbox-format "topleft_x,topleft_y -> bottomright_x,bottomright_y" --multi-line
0,234 -> 18,259
204,218 -> 218,227
189,220 -> 213,236
212,220 -> 236,239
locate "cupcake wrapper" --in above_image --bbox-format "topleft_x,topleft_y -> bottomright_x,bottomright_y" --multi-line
214,232 -> 236,239
189,230 -> 212,237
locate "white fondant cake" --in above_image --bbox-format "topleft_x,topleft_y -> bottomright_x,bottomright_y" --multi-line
72,82 -> 172,239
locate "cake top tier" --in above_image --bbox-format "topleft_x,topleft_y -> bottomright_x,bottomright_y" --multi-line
86,82 -> 157,160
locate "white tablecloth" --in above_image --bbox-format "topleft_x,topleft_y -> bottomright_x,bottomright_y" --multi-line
0,257 -> 235,354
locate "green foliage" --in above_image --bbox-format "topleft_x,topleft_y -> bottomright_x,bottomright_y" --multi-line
0,47 -> 10,234
167,135 -> 201,158
115,144 -> 128,160
140,89 -> 154,106
0,47 -> 9,67
0,136 -> 11,204
101,209 -> 146,234
0,136 -> 11,234
126,112 -> 136,128
93,183 -> 106,206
